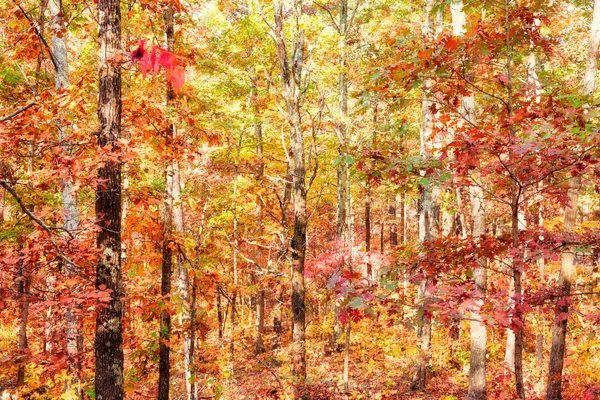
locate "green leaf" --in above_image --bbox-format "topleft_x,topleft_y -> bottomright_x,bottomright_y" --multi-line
349,297 -> 362,309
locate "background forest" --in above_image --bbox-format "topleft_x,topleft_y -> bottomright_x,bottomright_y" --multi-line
1,0 -> 600,399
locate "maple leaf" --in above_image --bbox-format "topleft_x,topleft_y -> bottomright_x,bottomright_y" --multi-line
170,66 -> 185,92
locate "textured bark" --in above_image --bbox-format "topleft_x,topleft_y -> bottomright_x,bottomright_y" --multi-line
94,1 -> 124,398
390,194 -> 398,247
546,3 -> 599,399
16,254 -> 29,396
365,189 -> 371,280
468,186 -> 487,400
158,6 -> 175,399
173,161 -> 195,400
48,2 -> 83,395
412,0 -> 439,390
254,121 -> 266,355
546,179 -> 581,399
450,2 -> 487,397
273,0 -> 308,383
332,0 -> 350,354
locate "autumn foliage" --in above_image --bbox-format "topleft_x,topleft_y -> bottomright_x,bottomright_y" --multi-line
1,0 -> 600,400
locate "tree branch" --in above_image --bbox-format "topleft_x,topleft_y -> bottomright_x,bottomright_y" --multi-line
0,101 -> 38,123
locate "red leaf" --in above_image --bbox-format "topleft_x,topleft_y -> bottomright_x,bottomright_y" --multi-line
131,40 -> 147,63
159,50 -> 177,73
170,66 -> 185,92
445,37 -> 460,51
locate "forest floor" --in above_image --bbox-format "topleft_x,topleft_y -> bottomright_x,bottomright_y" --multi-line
193,314 -> 600,400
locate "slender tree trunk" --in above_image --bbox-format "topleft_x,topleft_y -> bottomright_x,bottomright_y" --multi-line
158,158 -> 174,400
411,0 -> 439,390
48,2 -> 83,395
273,0 -> 308,384
94,1 -> 124,398
16,254 -> 29,397
450,2 -> 487,397
365,188 -> 371,280
254,120 -> 266,355
546,177 -> 581,400
331,0 -> 350,354
389,194 -> 398,247
547,1 -> 599,398
468,185 -> 487,400
158,6 -> 176,399
217,286 -> 223,342
230,129 -> 243,360
173,161 -> 195,400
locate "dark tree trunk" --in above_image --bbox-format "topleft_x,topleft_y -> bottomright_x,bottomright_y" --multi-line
389,194 -> 397,247
94,1 -> 124,398
158,5 -> 175,399
16,253 -> 29,396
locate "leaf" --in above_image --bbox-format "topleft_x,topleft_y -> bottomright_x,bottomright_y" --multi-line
170,66 -> 185,92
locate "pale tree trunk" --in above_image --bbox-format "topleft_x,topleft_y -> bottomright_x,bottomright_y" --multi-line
332,0 -> 350,353
536,199 -> 545,365
273,0 -> 308,385
468,185 -> 487,400
546,2 -> 600,398
502,1 -> 526,395
254,121 -> 266,355
411,0 -> 440,390
48,3 -> 81,379
94,0 -> 124,398
158,6 -> 176,399
450,3 -> 487,398
230,129 -> 243,360
546,177 -> 581,400
173,161 -> 195,400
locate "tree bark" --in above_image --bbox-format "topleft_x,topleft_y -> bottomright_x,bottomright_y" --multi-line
94,1 -> 124,398
16,253 -> 29,397
411,0 -> 439,390
450,2 -> 488,397
273,0 -> 308,384
254,120 -> 266,355
390,194 -> 398,247
547,1 -> 599,398
158,6 -> 176,399
48,2 -> 83,395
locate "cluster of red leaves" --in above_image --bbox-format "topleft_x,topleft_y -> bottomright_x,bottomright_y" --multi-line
131,40 -> 185,92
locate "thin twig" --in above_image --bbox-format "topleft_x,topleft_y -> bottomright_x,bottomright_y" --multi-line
0,181 -> 80,269
0,101 -> 38,122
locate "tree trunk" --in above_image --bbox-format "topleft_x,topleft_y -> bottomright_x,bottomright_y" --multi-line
158,6 -> 176,399
16,253 -> 29,397
48,0 -> 83,396
389,194 -> 398,247
254,121 -> 266,355
412,0 -> 439,390
173,161 -> 195,400
547,1 -> 599,397
546,176 -> 581,400
450,2 -> 487,397
94,1 -> 124,398
468,185 -> 487,400
273,0 -> 308,384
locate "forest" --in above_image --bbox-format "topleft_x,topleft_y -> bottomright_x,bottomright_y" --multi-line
1,0 -> 600,399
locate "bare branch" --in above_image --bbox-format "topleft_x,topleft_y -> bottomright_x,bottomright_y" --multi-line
0,101 -> 38,123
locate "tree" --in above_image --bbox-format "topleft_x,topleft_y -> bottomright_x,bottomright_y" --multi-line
547,0 -> 600,398
94,0 -> 124,398
271,0 -> 309,385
